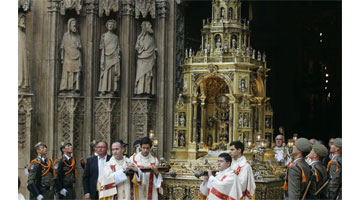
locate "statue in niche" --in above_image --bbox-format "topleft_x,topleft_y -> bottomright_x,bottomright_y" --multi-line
231,37 -> 237,49
238,115 -> 243,127
265,117 -> 271,129
243,114 -> 249,127
134,21 -> 157,95
216,38 -> 221,48
240,79 -> 247,93
228,7 -> 233,20
206,42 -> 210,52
204,48 -> 208,56
60,18 -> 82,94
18,13 -> 29,90
207,116 -> 215,128
98,20 -> 120,96
179,113 -> 186,126
220,7 -> 225,19
179,132 -> 185,147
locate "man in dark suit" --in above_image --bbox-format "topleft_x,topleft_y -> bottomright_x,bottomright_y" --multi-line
82,141 -> 110,200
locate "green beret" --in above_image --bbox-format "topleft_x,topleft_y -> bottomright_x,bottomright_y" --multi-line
294,138 -> 312,153
312,143 -> 328,158
334,138 -> 342,147
60,141 -> 72,153
34,142 -> 47,149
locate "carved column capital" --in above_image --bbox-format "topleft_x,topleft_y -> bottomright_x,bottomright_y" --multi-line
121,0 -> 134,16
84,0 -> 99,14
98,0 -> 119,17
156,0 -> 168,18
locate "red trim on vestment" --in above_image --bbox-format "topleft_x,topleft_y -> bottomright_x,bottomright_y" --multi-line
234,166 -> 241,175
220,175 -> 227,181
101,183 -> 116,191
210,187 -> 235,200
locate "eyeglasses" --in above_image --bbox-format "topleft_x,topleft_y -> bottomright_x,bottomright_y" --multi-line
97,146 -> 107,149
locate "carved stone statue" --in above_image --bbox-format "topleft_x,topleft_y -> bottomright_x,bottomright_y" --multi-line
134,21 -> 157,95
179,133 -> 185,147
18,13 -> 29,90
204,48 -> 208,56
60,18 -> 82,93
98,20 -> 120,96
240,79 -> 246,93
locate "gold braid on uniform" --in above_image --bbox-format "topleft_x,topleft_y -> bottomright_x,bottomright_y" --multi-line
28,158 -> 53,177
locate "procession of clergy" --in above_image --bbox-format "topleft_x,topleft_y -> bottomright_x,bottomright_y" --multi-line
26,135 -> 341,200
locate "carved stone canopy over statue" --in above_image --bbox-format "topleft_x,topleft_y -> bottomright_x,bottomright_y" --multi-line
99,0 -> 119,17
134,21 -> 157,95
135,0 -> 156,19
60,18 -> 82,94
19,13 -> 29,90
98,19 -> 121,96
60,0 -> 82,15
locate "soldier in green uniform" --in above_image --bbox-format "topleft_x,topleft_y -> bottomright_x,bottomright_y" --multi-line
283,138 -> 315,199
327,138 -> 342,199
27,142 -> 54,200
54,142 -> 77,199
309,143 -> 329,199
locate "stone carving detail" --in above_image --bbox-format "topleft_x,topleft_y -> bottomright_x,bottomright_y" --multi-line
99,20 -> 121,96
135,0 -> 156,19
73,100 -> 84,151
60,18 -> 82,94
60,0 -> 82,15
121,0 -> 134,16
94,99 -> 120,144
131,100 -> 153,139
134,21 -> 157,95
57,97 -> 82,144
191,73 -> 200,82
98,0 -> 119,17
18,13 -> 29,90
18,0 -> 31,11
156,0 -> 168,18
18,96 -> 32,150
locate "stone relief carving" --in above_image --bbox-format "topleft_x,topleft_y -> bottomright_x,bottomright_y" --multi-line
132,100 -> 152,139
98,0 -> 119,17
135,0 -> 156,19
18,0 -> 31,11
156,0 -> 168,18
57,97 -> 82,143
98,20 -> 120,96
95,99 -> 116,142
73,100 -> 84,151
18,13 -> 29,90
60,0 -> 82,15
60,18 -> 82,94
134,21 -> 157,95
18,96 -> 32,150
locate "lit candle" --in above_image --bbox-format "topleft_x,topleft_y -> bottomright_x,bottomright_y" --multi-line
153,139 -> 158,146
149,130 -> 155,139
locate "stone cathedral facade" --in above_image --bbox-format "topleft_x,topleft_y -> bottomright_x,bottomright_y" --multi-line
18,0 -> 185,197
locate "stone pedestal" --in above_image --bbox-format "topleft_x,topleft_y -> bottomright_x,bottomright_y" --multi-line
94,97 -> 121,145
131,97 -> 156,147
18,93 -> 33,199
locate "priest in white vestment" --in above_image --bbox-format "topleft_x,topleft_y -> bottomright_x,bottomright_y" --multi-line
200,153 -> 242,200
130,137 -> 163,200
229,141 -> 256,200
98,140 -> 141,200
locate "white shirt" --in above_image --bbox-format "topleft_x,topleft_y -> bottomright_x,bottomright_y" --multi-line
98,155 -> 108,182
64,154 -> 71,161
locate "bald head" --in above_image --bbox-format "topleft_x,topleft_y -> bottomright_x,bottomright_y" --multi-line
275,134 -> 284,147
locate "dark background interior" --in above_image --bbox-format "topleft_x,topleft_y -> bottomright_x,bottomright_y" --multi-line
183,0 -> 342,145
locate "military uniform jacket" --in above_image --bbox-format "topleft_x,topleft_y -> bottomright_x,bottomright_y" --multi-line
54,155 -> 77,190
327,154 -> 342,193
285,158 -> 314,199
310,161 -> 328,198
27,156 -> 54,197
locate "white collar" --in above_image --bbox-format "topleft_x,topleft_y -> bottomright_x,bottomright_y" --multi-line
233,155 -> 247,166
309,160 -> 320,166
98,155 -> 107,160
293,157 -> 304,163
64,154 -> 71,160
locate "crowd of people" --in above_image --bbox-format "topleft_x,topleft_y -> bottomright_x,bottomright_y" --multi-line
20,133 -> 341,200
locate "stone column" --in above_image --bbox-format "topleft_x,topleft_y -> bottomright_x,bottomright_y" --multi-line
94,97 -> 121,145
83,0 -> 99,158
46,0 -> 61,159
165,0 -> 176,158
120,0 -> 135,148
155,0 -> 169,158
18,93 -> 33,199
229,102 -> 234,143
192,99 -> 198,143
